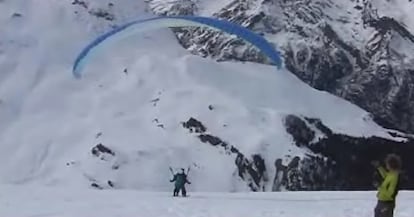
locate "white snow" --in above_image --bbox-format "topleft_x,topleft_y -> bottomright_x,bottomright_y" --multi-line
197,0 -> 234,16
0,0 -> 407,194
372,0 -> 414,34
0,184 -> 413,217
0,1 -> 413,216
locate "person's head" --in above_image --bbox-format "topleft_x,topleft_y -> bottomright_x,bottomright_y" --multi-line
385,154 -> 402,171
181,168 -> 185,174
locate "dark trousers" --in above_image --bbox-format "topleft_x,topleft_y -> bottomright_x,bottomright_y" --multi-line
375,201 -> 395,217
173,186 -> 187,197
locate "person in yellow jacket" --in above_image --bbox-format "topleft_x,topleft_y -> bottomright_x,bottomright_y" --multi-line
371,154 -> 402,217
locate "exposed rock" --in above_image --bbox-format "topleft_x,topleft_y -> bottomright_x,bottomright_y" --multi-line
88,8 -> 115,21
147,0 -> 198,16
234,153 -> 267,191
272,158 -> 287,191
284,114 -> 414,190
286,156 -> 302,191
66,161 -> 76,166
91,183 -> 103,189
11,13 -> 22,18
91,143 -> 115,158
72,0 -> 88,9
304,117 -> 333,136
198,134 -> 222,146
150,98 -> 160,106
284,115 -> 315,147
95,132 -> 103,139
182,117 -> 268,191
182,117 -> 207,133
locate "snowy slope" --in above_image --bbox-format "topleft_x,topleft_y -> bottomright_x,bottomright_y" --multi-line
0,184 -> 414,217
372,0 -> 414,33
147,0 -> 414,134
0,0 -> 403,191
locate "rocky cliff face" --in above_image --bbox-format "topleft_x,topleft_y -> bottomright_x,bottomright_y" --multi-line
146,0 -> 414,134
283,115 -> 414,191
183,115 -> 414,191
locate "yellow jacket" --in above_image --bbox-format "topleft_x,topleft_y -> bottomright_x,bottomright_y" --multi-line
376,166 -> 400,201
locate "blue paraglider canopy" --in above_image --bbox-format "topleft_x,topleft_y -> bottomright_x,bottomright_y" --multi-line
72,16 -> 283,78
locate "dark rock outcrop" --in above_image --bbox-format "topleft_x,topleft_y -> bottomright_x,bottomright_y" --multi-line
91,183 -> 103,189
183,115 -> 414,191
284,115 -> 315,147
72,0 -> 88,9
90,180 -> 115,190
182,117 -> 207,133
91,143 -> 115,162
72,0 -> 115,21
88,8 -> 115,21
284,114 -> 414,190
182,117 -> 268,191
11,13 -> 23,18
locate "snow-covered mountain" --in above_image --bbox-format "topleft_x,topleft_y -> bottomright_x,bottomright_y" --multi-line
147,0 -> 414,134
0,0 -> 413,192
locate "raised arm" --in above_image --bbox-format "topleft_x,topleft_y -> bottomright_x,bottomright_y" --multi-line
170,175 -> 177,182
377,166 -> 388,179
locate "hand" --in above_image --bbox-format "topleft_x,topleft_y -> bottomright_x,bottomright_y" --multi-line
371,160 -> 380,167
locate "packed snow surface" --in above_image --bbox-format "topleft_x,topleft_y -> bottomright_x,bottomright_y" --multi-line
0,185 -> 413,217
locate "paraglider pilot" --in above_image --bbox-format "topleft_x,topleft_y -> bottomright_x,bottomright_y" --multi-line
170,168 -> 191,197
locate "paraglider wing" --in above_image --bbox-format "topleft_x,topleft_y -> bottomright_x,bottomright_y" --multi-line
72,16 -> 283,79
